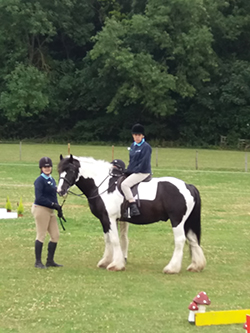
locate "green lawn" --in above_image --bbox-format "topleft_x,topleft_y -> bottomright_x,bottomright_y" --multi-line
0,144 -> 250,332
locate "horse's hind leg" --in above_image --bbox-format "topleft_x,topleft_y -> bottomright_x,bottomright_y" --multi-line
163,224 -> 186,274
97,233 -> 113,269
118,221 -> 129,262
186,230 -> 206,272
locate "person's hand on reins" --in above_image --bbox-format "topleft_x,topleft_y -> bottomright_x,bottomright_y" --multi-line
52,203 -> 66,221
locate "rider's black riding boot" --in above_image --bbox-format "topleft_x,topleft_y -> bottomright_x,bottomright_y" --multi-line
130,202 -> 140,217
34,240 -> 46,269
46,241 -> 63,267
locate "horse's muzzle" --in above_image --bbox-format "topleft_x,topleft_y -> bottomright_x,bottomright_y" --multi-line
57,189 -> 67,198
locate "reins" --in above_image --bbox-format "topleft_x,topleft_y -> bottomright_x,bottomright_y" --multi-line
59,174 -> 110,200
58,197 -> 67,231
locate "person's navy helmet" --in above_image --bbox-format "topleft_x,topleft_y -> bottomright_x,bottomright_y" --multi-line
131,123 -> 144,135
111,159 -> 125,172
39,157 -> 53,168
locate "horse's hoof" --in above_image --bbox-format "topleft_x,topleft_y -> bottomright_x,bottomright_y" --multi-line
107,264 -> 125,271
163,270 -> 178,274
163,266 -> 180,274
187,264 -> 202,272
97,259 -> 111,269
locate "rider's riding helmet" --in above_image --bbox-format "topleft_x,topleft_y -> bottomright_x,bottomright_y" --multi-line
39,157 -> 53,169
111,159 -> 125,173
131,123 -> 144,135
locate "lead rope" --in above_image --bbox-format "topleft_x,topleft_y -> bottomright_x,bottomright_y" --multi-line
57,196 -> 68,231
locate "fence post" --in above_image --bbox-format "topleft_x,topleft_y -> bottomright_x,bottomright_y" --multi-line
156,147 -> 158,167
112,145 -> 114,161
19,141 -> 22,161
195,150 -> 198,170
68,143 -> 70,155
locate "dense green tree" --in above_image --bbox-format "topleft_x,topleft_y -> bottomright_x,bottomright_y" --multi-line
0,64 -> 49,121
177,0 -> 250,145
76,0 -> 215,141
0,0 -> 249,146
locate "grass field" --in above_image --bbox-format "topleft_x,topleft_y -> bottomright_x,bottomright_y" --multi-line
0,143 -> 250,332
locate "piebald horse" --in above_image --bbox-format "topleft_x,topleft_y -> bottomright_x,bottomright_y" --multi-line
57,155 -> 206,274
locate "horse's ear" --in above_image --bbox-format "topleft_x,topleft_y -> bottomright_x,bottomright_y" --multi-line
69,154 -> 73,163
60,154 -> 63,160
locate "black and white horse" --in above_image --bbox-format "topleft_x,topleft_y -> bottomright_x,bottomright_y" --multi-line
57,155 -> 206,274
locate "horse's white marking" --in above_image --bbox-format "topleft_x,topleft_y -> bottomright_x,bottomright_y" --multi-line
57,171 -> 66,192
138,177 -> 192,201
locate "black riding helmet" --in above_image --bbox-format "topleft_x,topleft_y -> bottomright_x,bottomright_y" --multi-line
131,123 -> 144,135
39,157 -> 53,168
111,159 -> 125,172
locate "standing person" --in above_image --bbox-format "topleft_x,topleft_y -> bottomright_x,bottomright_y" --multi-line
32,157 -> 63,269
121,124 -> 152,216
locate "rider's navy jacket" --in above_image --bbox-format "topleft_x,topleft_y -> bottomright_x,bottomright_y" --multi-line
127,140 -> 152,174
34,173 -> 58,208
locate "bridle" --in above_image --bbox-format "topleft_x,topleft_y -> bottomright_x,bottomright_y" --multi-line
57,167 -> 119,231
58,172 -> 112,200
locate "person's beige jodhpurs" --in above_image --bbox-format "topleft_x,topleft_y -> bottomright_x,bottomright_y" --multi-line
31,204 -> 59,243
121,173 -> 150,202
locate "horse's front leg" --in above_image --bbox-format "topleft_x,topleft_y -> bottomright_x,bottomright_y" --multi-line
163,224 -> 186,274
105,218 -> 126,271
97,233 -> 113,269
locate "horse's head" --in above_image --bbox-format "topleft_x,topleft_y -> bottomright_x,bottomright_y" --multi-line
57,154 -> 80,196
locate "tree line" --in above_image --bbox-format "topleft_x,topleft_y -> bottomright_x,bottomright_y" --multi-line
0,0 -> 250,146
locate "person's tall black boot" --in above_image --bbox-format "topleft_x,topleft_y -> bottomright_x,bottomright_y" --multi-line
35,240 -> 46,269
46,241 -> 63,267
130,202 -> 140,216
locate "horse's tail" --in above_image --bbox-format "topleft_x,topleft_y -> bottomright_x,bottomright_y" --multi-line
184,184 -> 201,245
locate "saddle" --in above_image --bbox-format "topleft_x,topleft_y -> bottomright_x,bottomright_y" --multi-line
115,174 -> 152,216
110,159 -> 151,217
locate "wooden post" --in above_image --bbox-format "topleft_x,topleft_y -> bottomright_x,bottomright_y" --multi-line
19,141 -> 22,161
156,147 -> 158,167
68,143 -> 70,155
112,145 -> 114,161
195,150 -> 198,170
245,152 -> 248,172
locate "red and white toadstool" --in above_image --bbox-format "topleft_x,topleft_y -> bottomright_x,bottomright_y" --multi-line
193,291 -> 211,313
243,322 -> 247,330
188,301 -> 199,323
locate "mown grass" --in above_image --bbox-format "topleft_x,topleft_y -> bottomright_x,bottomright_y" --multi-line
0,144 -> 250,332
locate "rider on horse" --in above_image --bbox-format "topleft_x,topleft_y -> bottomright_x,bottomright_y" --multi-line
121,124 -> 152,217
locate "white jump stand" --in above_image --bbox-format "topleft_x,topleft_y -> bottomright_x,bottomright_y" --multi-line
0,208 -> 18,219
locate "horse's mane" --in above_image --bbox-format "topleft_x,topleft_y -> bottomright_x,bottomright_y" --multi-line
78,156 -> 111,177
58,155 -> 111,179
